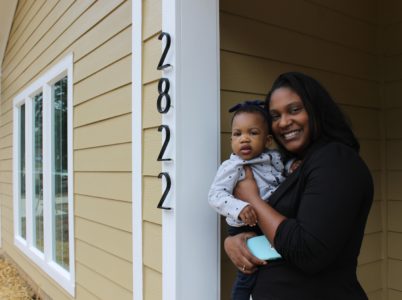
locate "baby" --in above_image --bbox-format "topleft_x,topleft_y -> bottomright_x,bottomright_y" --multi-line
208,100 -> 293,300
208,100 -> 286,228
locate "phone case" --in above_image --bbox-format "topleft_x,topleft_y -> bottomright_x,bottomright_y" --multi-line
246,235 -> 282,260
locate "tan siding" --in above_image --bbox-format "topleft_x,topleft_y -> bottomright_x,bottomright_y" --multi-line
219,1 -> 383,298
143,128 -> 163,176
143,81 -> 162,128
75,239 -> 132,290
221,12 -> 377,81
3,0 -> 74,73
307,0 -> 378,24
143,221 -> 162,272
143,36 -> 162,84
388,201 -> 402,231
74,143 -> 131,172
360,141 -> 382,171
366,201 -> 383,234
75,217 -> 132,262
74,55 -> 131,105
387,172 -> 402,201
143,176 -> 162,225
144,266 -> 162,300
75,263 -> 131,300
388,259 -> 402,291
75,172 -> 131,202
358,261 -> 383,293
385,19 -> 402,291
5,0 -> 47,56
74,286 -> 99,300
387,141 -> 402,170
74,113 -> 131,149
220,0 -> 377,52
73,1 -> 131,62
384,81 -> 402,108
142,0 -> 163,298
359,233 -> 383,265
74,26 -> 131,83
388,233 -> 402,260
143,0 -> 161,40
0,0 -> 133,298
74,84 -> 131,127
389,289 -> 402,300
75,194 -> 132,232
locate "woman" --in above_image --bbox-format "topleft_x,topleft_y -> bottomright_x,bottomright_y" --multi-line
224,72 -> 373,300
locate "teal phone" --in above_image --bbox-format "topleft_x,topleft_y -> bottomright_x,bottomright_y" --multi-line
246,235 -> 282,260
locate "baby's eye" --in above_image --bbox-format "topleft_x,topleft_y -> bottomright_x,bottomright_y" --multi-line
232,132 -> 241,137
250,130 -> 260,136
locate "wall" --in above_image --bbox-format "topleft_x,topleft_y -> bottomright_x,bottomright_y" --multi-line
219,0 -> 384,299
381,1 -> 402,299
0,0 -> 133,299
141,0 -> 163,299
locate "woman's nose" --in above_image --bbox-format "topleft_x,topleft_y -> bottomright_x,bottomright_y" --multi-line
278,115 -> 291,128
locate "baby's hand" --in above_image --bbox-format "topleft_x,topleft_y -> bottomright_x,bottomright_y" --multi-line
239,205 -> 258,227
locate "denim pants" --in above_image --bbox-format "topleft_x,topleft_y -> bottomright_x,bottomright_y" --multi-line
231,270 -> 257,300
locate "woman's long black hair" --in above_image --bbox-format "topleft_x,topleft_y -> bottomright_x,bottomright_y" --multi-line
265,72 -> 360,156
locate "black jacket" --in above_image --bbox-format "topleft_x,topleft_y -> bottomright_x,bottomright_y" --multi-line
252,141 -> 373,300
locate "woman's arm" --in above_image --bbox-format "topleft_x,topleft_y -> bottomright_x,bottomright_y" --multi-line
233,166 -> 287,245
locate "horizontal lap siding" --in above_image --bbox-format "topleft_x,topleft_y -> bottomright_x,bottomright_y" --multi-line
382,1 -> 402,296
219,1 -> 382,299
142,0 -> 163,299
0,0 -> 133,299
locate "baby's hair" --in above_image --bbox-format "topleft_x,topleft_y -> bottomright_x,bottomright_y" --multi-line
229,100 -> 269,129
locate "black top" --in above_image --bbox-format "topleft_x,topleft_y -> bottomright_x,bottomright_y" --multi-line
242,141 -> 373,300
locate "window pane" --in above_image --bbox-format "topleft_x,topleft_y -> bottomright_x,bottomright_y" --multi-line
19,104 -> 26,239
33,93 -> 44,251
52,76 -> 69,269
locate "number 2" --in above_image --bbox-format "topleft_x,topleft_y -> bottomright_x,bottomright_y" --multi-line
157,32 -> 171,70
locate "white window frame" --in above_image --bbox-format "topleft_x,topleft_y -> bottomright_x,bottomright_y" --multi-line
13,54 -> 75,296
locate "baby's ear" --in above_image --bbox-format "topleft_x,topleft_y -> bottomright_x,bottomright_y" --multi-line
266,135 -> 273,147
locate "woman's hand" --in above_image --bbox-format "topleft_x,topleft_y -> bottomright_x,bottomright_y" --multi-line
224,232 -> 267,274
234,166 -> 260,204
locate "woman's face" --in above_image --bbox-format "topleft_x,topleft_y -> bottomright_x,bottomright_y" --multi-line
269,87 -> 310,155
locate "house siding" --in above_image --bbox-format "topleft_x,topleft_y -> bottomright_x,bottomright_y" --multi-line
219,1 -> 383,299
381,0 -> 402,298
0,0 -> 133,299
142,0 -> 163,299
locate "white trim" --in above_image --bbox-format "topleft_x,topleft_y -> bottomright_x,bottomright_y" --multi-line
12,54 -> 75,296
161,0 -> 221,299
132,1 -> 143,299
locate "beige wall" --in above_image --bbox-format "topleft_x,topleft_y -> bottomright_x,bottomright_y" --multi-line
381,1 -> 402,299
0,0 -> 132,299
142,0 -> 163,299
219,1 -> 384,299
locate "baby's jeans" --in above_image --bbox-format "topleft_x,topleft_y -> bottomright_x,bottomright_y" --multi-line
231,270 -> 257,300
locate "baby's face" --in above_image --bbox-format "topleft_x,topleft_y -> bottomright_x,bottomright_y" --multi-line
231,112 -> 270,160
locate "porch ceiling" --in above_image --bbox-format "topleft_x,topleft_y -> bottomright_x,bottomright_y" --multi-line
0,0 -> 17,74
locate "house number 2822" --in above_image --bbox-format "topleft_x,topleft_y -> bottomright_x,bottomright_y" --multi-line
156,32 -> 172,210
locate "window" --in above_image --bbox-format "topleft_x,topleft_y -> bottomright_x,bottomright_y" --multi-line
13,54 -> 74,295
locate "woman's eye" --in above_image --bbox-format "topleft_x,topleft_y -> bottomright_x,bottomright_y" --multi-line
270,114 -> 280,121
289,106 -> 302,114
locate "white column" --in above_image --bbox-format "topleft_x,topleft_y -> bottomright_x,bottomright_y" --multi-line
162,0 -> 221,299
